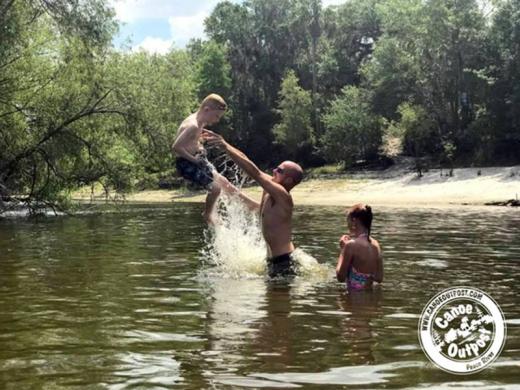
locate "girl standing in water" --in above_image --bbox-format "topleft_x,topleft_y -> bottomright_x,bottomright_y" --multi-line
336,204 -> 383,290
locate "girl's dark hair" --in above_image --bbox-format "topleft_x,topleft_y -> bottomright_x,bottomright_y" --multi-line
347,204 -> 373,240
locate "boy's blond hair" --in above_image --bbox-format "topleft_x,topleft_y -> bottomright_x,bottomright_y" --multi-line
200,94 -> 227,111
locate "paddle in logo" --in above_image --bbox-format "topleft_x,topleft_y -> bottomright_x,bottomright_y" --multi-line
418,287 -> 506,374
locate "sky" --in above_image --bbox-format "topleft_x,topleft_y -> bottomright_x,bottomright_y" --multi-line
111,0 -> 349,54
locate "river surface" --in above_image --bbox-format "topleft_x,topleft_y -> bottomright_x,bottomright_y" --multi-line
0,203 -> 519,389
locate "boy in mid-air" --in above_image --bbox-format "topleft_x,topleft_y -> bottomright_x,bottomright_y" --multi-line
171,94 -> 229,224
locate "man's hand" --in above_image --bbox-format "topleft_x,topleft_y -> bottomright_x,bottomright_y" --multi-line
202,129 -> 226,149
339,234 -> 350,249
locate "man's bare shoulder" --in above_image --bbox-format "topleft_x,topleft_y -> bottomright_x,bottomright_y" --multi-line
267,187 -> 293,211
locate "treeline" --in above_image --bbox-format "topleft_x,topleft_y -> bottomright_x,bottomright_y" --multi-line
1,0 -> 519,210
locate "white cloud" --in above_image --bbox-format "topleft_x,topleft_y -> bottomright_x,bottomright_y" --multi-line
132,36 -> 173,54
113,0 -> 222,52
119,0 -> 349,53
131,10 -> 208,53
322,0 -> 348,7
167,12 -> 208,48
110,0 -> 219,22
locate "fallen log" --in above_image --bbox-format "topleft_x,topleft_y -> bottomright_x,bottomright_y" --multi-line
484,199 -> 520,207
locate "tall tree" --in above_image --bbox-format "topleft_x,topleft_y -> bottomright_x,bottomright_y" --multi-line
273,70 -> 314,163
189,40 -> 233,140
205,0 -> 307,163
484,0 -> 520,162
0,0 -> 118,210
363,0 -> 489,162
321,86 -> 382,166
319,0 -> 382,95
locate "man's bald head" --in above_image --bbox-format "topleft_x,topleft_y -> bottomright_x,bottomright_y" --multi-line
280,161 -> 303,189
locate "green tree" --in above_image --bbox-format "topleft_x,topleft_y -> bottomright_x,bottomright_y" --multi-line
321,86 -> 382,166
363,0 -> 489,161
193,40 -> 231,100
105,49 -> 197,180
319,0 -> 382,95
0,1 -> 119,212
189,40 -> 233,140
483,0 -> 520,162
395,103 -> 439,158
205,0 -> 314,164
0,1 -> 197,213
273,71 -> 314,162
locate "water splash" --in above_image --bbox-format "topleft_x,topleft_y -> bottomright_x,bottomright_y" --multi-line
291,248 -> 332,282
200,192 -> 331,281
201,193 -> 267,278
201,153 -> 331,280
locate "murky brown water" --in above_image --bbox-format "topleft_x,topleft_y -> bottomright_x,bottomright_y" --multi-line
1,203 -> 519,389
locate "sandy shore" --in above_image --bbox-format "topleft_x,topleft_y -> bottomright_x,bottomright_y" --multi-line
74,165 -> 520,208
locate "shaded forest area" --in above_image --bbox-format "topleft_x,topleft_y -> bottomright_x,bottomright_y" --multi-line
1,0 -> 519,212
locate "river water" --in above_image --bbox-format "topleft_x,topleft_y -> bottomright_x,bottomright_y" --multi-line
0,202 -> 519,389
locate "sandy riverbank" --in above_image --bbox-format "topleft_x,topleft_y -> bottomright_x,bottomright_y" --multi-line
73,165 -> 520,208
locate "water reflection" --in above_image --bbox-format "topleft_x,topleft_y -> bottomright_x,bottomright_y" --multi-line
336,288 -> 384,365
0,204 -> 519,388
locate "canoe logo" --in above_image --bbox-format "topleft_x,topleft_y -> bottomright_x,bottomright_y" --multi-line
418,287 -> 506,374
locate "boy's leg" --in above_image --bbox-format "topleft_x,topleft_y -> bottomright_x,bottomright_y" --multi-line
203,173 -> 228,224
203,183 -> 220,224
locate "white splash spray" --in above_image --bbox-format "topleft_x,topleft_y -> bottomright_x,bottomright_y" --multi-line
200,154 -> 331,281
201,193 -> 267,278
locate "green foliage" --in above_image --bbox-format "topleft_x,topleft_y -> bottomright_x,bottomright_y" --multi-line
106,50 -> 196,175
320,0 -> 382,94
273,71 -> 314,161
190,40 -> 234,139
0,1 -> 196,212
483,0 -> 520,161
321,86 -> 382,165
361,37 -> 420,119
0,1 -> 120,209
395,103 -> 439,158
205,0 -> 332,163
193,40 -> 232,100
365,0 -> 489,153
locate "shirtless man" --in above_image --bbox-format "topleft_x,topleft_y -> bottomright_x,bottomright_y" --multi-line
204,130 -> 304,278
171,94 -> 229,223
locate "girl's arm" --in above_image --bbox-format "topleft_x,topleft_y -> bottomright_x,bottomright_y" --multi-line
336,242 -> 354,282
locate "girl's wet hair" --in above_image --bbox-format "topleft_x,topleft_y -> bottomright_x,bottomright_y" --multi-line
346,203 -> 373,240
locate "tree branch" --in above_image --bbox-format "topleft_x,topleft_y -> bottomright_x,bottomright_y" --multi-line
1,90 -> 116,179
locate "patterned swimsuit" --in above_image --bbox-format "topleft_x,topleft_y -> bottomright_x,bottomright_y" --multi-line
346,233 -> 374,290
347,266 -> 374,290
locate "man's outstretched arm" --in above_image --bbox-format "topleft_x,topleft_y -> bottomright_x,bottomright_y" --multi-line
204,131 -> 290,203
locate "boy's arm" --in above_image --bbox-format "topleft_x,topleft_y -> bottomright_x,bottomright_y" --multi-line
336,242 -> 353,282
205,132 -> 290,206
172,126 -> 201,164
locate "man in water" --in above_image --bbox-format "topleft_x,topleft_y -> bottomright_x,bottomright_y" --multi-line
204,130 -> 303,278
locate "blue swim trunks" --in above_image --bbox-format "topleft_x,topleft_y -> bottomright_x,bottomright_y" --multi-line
175,156 -> 214,189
